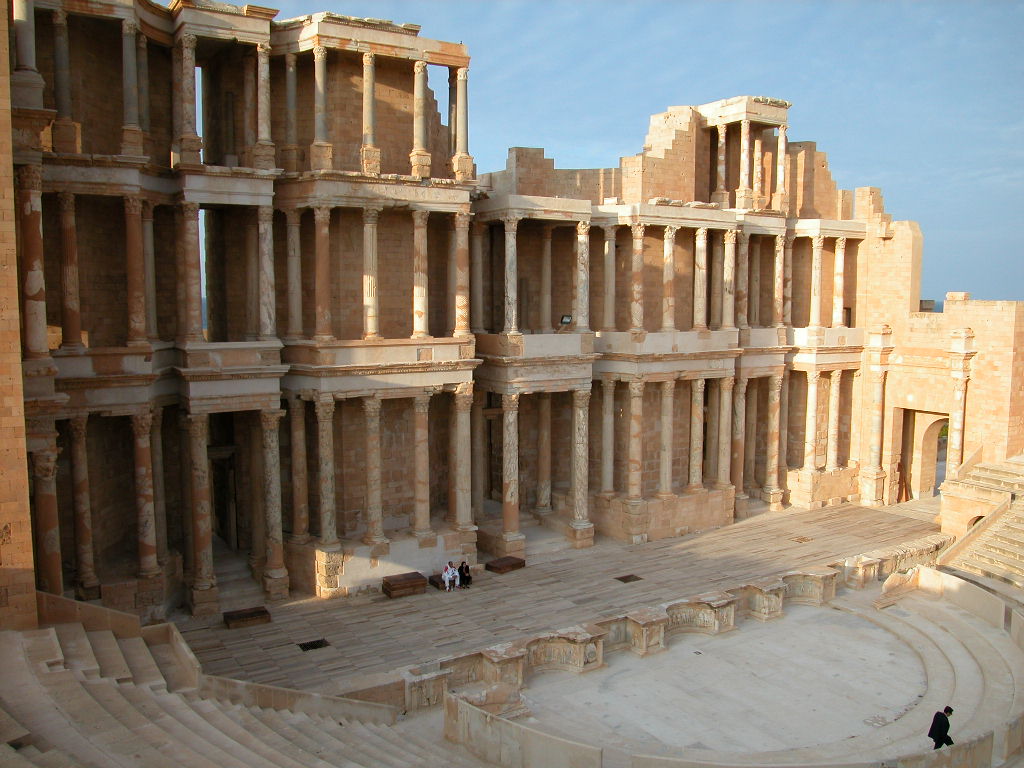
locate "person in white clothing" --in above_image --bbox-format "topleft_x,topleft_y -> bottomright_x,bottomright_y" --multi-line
441,561 -> 460,592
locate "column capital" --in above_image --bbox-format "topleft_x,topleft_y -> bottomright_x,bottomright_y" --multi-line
411,208 -> 429,227
602,376 -> 616,392
53,8 -> 68,26
313,205 -> 331,224
454,389 -> 474,412
628,379 -> 645,398
737,230 -> 749,246
778,123 -> 788,138
835,236 -> 847,249
414,393 -> 432,413
719,375 -> 735,393
122,17 -> 139,36
785,231 -> 797,247
604,225 -> 617,241
661,378 -> 676,393
734,376 -> 748,396
457,66 -> 469,80
179,33 -> 198,51
32,451 -> 59,480
501,214 -> 520,232
454,210 -> 471,230
768,373 -> 783,400
724,229 -> 737,245
257,41 -> 271,58
142,200 -> 154,220
285,208 -> 301,227
362,395 -> 381,417
691,377 -> 706,395
58,190 -> 75,212
717,123 -> 727,138
695,226 -> 708,244
577,220 -> 591,236
501,393 -> 519,411
16,165 -> 42,191
257,206 -> 274,225
285,52 -> 296,67
414,60 -> 427,74
315,398 -> 335,421
363,205 -> 383,224
124,196 -> 143,216
362,51 -> 376,66
812,234 -> 825,250
572,388 -> 591,407
181,200 -> 199,218
664,224 -> 679,239
775,234 -> 785,253
69,414 -> 88,439
313,45 -> 327,61
185,412 -> 208,436
260,409 -> 285,430
630,222 -> 645,239
131,409 -> 153,436
809,369 -> 822,382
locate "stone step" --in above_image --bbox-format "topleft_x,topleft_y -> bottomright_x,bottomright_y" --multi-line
967,549 -> 1024,580
367,720 -> 488,768
84,631 -> 132,684
0,700 -> 31,747
0,744 -> 37,767
954,556 -> 1024,591
344,718 -> 433,768
247,707 -> 342,766
939,565 -> 1024,614
279,710 -> 377,767
18,629 -> 63,673
52,626 -> 99,681
981,537 -> 1024,561
217,702 -> 345,768
116,637 -> 166,692
147,643 -> 195,693
22,746 -> 88,768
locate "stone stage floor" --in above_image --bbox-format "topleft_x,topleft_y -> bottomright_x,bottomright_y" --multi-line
176,503 -> 939,696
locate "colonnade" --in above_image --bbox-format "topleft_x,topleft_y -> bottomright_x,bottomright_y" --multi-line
799,368 -> 851,471
711,120 -> 788,210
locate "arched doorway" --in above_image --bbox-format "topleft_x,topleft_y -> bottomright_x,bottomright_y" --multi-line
906,413 -> 949,499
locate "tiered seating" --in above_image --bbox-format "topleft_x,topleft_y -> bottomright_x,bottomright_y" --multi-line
947,499 -> 1024,592
0,623 -> 493,768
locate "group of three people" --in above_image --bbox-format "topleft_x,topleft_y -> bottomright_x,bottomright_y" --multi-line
441,560 -> 472,591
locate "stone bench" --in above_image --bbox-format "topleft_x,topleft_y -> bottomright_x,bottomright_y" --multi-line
485,556 -> 525,574
382,572 -> 427,599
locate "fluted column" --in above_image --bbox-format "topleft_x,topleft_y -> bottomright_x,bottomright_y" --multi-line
260,409 -> 287,591
120,19 -> 142,155
575,221 -> 591,331
723,229 -> 736,330
570,389 -> 592,528
688,379 -> 705,489
284,210 -> 302,338
362,206 -> 382,339
826,370 -> 842,470
410,61 -> 430,177
804,371 -> 820,469
948,378 -> 968,477
453,211 -> 471,336
123,197 -> 147,344
629,223 -> 645,332
763,374 -> 783,497
783,233 -> 795,326
736,232 -> 749,330
315,399 -> 337,547
150,407 -> 167,564
717,377 -> 734,486
180,201 -> 203,341
809,235 -> 824,328
69,417 -> 98,593
730,378 -> 748,498
736,120 -> 752,208
454,385 -> 473,530
536,392 -> 552,514
17,166 -> 48,359
713,123 -> 728,205
31,450 -> 62,594
411,210 -> 430,338
773,234 -> 785,327
187,413 -> 214,591
362,397 -> 386,544
313,207 -> 332,339
773,124 -> 788,210
287,395 -> 309,541
311,46 -> 332,170
601,378 -> 615,494
503,216 -> 520,333
58,193 -> 82,349
130,410 -> 159,577
360,53 -> 380,174
832,237 -> 847,327
603,226 -> 617,331
412,394 -> 433,536
177,34 -> 201,163
501,394 -> 521,540
661,226 -> 677,332
627,380 -> 644,499
693,228 -> 708,331
658,380 -> 675,495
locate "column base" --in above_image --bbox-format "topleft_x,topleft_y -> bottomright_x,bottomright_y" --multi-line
280,144 -> 301,172
178,134 -> 203,165
186,584 -> 220,617
567,519 -> 595,549
409,148 -> 431,179
491,531 -> 525,557
760,486 -> 785,512
734,188 -> 754,209
533,505 -> 552,519
310,141 -> 333,171
11,69 -> 45,110
250,141 -> 276,170
287,532 -> 312,544
120,125 -> 145,157
75,581 -> 100,601
771,192 -> 789,213
711,190 -> 730,207
52,118 -> 81,154
262,570 -> 290,600
413,529 -> 437,549
859,467 -> 886,507
360,145 -> 381,175
452,152 -> 474,181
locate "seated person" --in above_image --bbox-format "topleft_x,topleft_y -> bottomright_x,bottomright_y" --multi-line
441,561 -> 460,592
458,561 -> 472,589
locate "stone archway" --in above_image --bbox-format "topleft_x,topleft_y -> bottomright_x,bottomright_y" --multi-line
909,414 -> 949,499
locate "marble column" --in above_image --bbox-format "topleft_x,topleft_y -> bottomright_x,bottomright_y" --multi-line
260,409 -> 287,592
501,394 -> 521,540
661,226 -> 677,332
120,19 -> 143,155
736,119 -> 752,208
713,123 -> 728,205
454,211 -> 471,337
31,450 -> 62,594
688,378 -> 705,489
360,53 -> 380,174
723,229 -> 737,330
832,237 -> 847,327
124,197 -> 147,344
470,222 -> 485,333
69,417 -> 98,593
187,413 -> 214,591
748,238 -> 761,327
313,207 -> 332,340
311,46 -> 332,170
315,399 -> 337,547
810,235 -> 824,328
710,232 -> 723,329
717,377 -> 734,487
804,371 -> 820,470
601,378 -> 615,494
362,397 -> 386,544
410,61 -> 431,178
630,223 -> 645,332
603,226 -> 617,331
867,371 -> 887,472
142,202 -> 157,340
658,380 -> 675,495
283,53 -> 298,170
411,210 -> 430,338
947,378 -> 968,477
780,369 -> 791,473
412,394 -> 432,536
447,69 -> 457,156
773,124 -> 788,210
452,67 -> 472,180
570,388 -> 592,528
575,221 -> 591,331
693,228 -> 708,331
51,10 -> 78,152
252,42 -> 272,167
731,378 -> 747,498
446,219 -> 456,335
178,34 -> 201,163
535,392 -> 552,514
783,233 -> 795,326
454,385 -> 473,530
131,410 -> 159,577
627,380 -> 644,499
58,192 -> 82,350
180,201 -> 203,341
503,216 -> 520,333
287,395 -> 309,542
17,166 -> 48,360
537,225 -> 553,332
736,232 -> 749,330
773,234 -> 785,327
363,206 -> 382,339
285,209 -> 302,339
471,390 -> 486,520
826,370 -> 843,471
150,406 -> 167,564
744,378 -> 758,493
763,374 -> 783,498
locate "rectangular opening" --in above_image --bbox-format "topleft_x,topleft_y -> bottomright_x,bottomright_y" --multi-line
615,574 -> 642,583
297,638 -> 330,652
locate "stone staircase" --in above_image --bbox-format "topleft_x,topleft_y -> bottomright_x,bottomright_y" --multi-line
962,459 -> 1024,497
0,622 -> 494,768
944,499 -> 1024,595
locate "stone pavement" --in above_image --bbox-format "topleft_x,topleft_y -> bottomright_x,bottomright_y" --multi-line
177,504 -> 937,694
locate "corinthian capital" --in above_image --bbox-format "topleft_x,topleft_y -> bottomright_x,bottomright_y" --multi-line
577,221 -> 591,237
631,222 -> 645,239
313,45 -> 327,61
724,229 -> 737,245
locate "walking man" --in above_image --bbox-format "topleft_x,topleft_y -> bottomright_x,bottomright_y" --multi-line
928,706 -> 954,750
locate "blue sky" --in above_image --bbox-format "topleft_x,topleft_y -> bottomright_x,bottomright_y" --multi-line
271,0 -> 1023,302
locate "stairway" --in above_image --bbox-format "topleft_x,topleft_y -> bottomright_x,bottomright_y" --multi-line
961,459 -> 1024,497
0,623 -> 494,768
945,499 -> 1024,593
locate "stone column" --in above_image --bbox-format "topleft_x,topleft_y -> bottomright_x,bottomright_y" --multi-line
832,237 -> 847,327
454,211 -> 471,337
712,123 -> 728,206
744,378 -> 758,493
658,380 -> 675,495
245,214 -> 259,340
31,450 -> 62,594
500,394 -> 521,541
285,210 -> 302,339
242,52 -> 256,158
124,197 -> 147,344
773,234 -> 785,327
810,235 -> 824,328
260,409 -> 288,595
773,124 -> 788,211
131,410 -> 159,577
731,378 -> 747,498
868,371 -> 887,471
570,388 -> 592,529
502,216 -> 520,333
410,61 -> 430,177
360,53 -> 381,174
780,369 -> 791,473
142,202 -> 157,340
736,120 -> 753,208
763,374 -> 783,502
12,0 -> 45,109
688,379 -> 705,489
446,219 -> 457,335
252,43 -> 273,168
454,385 -> 473,530
180,201 -> 203,341
627,380 -> 644,499
630,223 -> 645,332
693,228 -> 708,331
710,231 -> 723,329
69,417 -> 98,595
178,34 -> 201,163
51,10 -> 79,152
575,221 -> 591,331
722,229 -> 737,330
452,67 -> 473,180
313,207 -> 332,340
535,392 -> 552,514
120,19 -> 143,155
804,371 -> 820,470
748,238 -> 761,328
177,414 -> 193,579
137,33 -> 148,132
948,378 -> 968,477
826,370 -> 842,470
311,46 -> 332,170
736,232 -> 749,330
363,206 -> 382,339
470,222 -> 485,333
315,399 -> 337,547
717,377 -> 734,487
603,226 -> 617,331
412,394 -> 433,537
753,133 -> 764,207
287,395 -> 309,542
661,226 -> 677,332
58,192 -> 82,350
447,69 -> 457,157
150,406 -> 167,564
601,378 -> 615,494
410,209 -> 430,338
282,53 -> 299,171
362,397 -> 386,544
17,166 -> 48,360
783,233 -> 795,326
187,413 -> 214,593
471,390 -> 486,520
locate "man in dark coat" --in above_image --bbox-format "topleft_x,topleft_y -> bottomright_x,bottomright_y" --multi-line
928,706 -> 954,749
